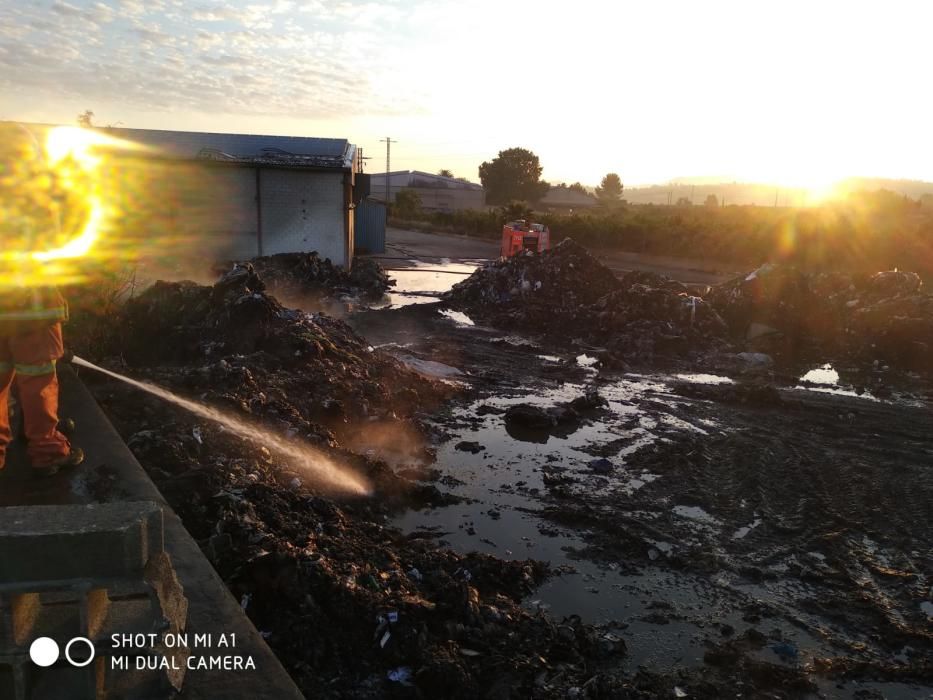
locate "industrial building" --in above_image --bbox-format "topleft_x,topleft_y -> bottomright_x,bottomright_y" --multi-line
47,125 -> 366,267
109,127 -> 363,266
368,170 -> 485,212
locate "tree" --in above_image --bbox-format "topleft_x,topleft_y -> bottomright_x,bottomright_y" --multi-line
437,169 -> 454,178
595,173 -> 623,205
498,200 -> 533,223
675,197 -> 692,207
705,194 -> 719,208
77,110 -> 94,127
568,182 -> 588,195
393,188 -> 422,219
478,147 -> 550,205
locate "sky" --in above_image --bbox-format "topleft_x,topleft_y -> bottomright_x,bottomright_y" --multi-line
1,0 -> 931,188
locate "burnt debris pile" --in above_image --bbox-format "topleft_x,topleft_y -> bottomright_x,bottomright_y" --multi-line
444,239 -> 731,362
445,238 -> 621,313
445,239 -> 933,372
593,271 -> 729,361
111,264 -> 432,433
709,264 -> 933,370
242,252 -> 394,302
120,407 -> 624,698
82,262 -> 637,698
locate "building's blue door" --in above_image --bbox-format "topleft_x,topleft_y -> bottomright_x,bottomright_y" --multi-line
354,198 -> 386,254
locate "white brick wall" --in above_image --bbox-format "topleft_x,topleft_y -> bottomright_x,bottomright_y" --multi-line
259,170 -> 348,266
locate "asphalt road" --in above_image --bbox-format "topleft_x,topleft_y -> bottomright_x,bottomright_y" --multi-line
373,226 -> 740,286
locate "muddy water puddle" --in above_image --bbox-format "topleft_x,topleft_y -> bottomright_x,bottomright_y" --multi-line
375,260 -> 478,307
386,363 -> 932,687
391,374 -> 857,671
367,260 -> 932,690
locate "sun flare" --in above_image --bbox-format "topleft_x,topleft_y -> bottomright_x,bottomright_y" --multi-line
0,125 -> 143,287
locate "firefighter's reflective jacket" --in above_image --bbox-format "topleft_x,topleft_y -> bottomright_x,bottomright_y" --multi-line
0,287 -> 68,337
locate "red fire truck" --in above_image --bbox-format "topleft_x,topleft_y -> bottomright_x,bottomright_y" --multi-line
500,220 -> 551,257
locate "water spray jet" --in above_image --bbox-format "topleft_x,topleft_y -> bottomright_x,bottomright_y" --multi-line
70,356 -> 372,497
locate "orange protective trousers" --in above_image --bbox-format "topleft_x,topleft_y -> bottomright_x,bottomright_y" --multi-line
0,323 -> 71,469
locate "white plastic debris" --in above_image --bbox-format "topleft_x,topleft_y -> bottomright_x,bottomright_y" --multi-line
240,593 -> 251,610
192,427 -> 203,444
735,352 -> 774,367
387,666 -> 412,685
674,686 -> 688,698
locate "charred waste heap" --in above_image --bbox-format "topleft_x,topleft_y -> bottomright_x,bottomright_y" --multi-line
245,252 -> 394,303
709,264 -> 933,370
445,238 -> 933,373
78,261 -> 637,698
444,239 -> 730,363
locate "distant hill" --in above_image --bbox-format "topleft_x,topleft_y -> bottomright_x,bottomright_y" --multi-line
835,177 -> 933,201
622,178 -> 933,207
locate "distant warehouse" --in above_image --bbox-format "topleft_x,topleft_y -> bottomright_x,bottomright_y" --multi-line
13,123 -> 370,268
369,170 -> 485,212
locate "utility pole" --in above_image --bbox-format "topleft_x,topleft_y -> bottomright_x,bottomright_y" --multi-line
356,148 -> 371,173
380,137 -> 394,203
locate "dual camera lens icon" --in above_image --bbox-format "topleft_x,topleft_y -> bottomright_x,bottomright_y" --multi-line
29,637 -> 95,667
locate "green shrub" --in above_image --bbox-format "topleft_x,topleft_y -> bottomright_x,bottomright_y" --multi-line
387,196 -> 933,276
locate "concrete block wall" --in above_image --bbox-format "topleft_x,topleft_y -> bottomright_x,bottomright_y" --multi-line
0,503 -> 189,700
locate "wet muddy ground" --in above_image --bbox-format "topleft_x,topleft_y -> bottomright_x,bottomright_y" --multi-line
348,259 -> 933,699
70,250 -> 933,699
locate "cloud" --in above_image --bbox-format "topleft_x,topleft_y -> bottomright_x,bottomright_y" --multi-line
191,5 -> 243,22
0,0 -> 422,120
51,1 -> 83,16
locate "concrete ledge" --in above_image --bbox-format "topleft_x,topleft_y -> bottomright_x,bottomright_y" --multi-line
0,503 -> 163,584
0,367 -> 304,700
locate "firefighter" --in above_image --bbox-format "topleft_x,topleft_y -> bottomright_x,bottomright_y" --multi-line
1,123 -> 86,476
0,286 -> 84,476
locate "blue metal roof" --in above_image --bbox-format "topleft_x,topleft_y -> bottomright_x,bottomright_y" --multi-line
6,122 -> 355,170
107,126 -> 355,169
